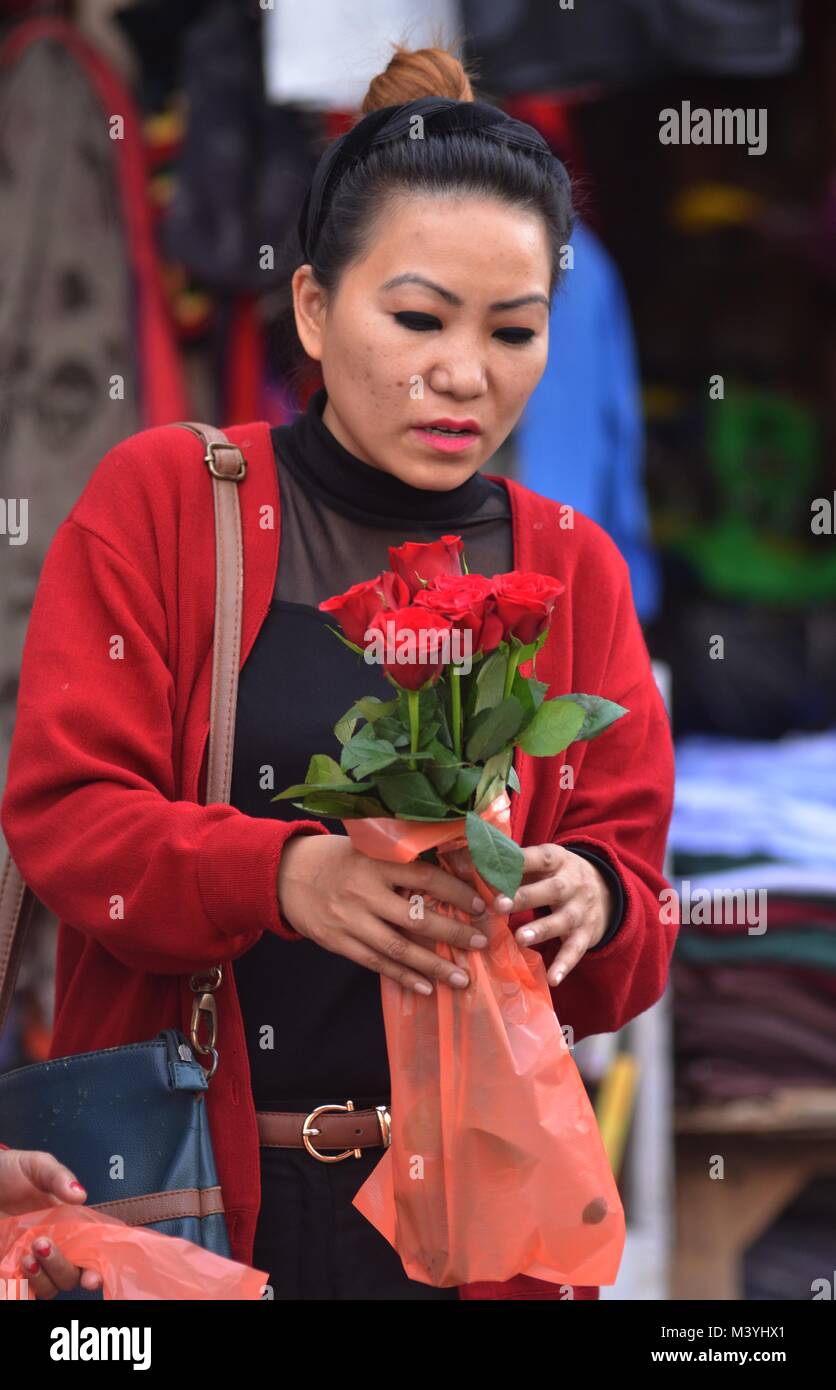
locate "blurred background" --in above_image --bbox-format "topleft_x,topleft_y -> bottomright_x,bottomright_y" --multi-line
1,0 -> 835,1301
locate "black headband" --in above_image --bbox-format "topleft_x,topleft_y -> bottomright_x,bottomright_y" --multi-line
297,95 -> 570,264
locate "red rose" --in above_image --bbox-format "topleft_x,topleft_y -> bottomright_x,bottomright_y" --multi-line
388,535 -> 464,596
413,573 -> 504,657
365,607 -> 454,691
491,571 -> 566,645
319,570 -> 410,647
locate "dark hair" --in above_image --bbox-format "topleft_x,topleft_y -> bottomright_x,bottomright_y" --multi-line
271,39 -> 575,390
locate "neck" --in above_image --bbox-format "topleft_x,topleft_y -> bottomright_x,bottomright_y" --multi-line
272,386 -> 497,527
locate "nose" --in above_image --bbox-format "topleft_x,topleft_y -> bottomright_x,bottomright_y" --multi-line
427,346 -> 487,399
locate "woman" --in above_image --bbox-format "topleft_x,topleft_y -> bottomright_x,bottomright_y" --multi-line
0,44 -> 675,1300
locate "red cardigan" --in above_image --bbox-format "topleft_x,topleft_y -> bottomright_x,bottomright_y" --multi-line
0,421 -> 676,1300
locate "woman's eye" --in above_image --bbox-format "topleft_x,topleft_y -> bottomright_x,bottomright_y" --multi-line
494,328 -> 536,344
394,312 -> 441,331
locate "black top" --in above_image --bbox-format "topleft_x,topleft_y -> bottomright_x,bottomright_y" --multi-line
230,386 -> 624,1112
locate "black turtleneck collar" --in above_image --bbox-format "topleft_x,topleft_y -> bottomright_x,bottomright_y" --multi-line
271,385 -> 502,529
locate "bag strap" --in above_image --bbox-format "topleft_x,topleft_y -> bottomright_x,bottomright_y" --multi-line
0,423 -> 247,1075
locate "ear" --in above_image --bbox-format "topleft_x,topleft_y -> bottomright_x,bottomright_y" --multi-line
291,264 -> 327,362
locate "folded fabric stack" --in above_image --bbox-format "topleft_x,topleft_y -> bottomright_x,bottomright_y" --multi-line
669,731 -> 836,1107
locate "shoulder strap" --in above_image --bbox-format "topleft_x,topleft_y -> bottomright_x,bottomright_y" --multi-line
0,423 -> 247,1038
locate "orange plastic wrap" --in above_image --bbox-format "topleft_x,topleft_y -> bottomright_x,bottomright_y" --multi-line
0,1203 -> 268,1300
345,793 -> 625,1288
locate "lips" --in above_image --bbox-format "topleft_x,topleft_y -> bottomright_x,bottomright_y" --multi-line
418,418 -> 481,434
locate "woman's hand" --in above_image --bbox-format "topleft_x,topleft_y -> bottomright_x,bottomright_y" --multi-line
277,833 -> 491,995
446,842 -> 613,988
0,1148 -> 102,1298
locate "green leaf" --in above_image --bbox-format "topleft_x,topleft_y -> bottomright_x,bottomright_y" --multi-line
376,771 -> 451,819
559,693 -> 629,740
473,775 -> 504,814
473,649 -> 509,714
417,685 -> 442,730
424,738 -> 460,798
335,696 -> 400,747
334,712 -> 359,746
340,730 -> 399,779
351,749 -> 403,780
448,766 -> 482,805
288,792 -> 387,818
354,696 -> 400,722
373,716 -> 410,747
309,754 -> 346,784
511,672 -> 549,726
465,812 -> 524,898
528,677 -> 549,710
472,748 -> 513,813
418,720 -> 441,749
515,697 -> 586,756
272,779 -> 372,801
465,697 -> 524,762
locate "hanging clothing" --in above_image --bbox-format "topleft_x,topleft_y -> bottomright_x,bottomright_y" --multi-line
1,389 -> 676,1297
263,0 -> 463,110
460,0 -> 802,93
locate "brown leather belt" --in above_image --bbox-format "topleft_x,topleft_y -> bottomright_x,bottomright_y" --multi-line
256,1101 -> 392,1162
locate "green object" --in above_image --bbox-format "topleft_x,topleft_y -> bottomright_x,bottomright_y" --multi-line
675,929 -> 836,971
669,388 -> 836,603
465,811 -> 525,899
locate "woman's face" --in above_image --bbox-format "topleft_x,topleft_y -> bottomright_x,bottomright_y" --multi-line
292,193 -> 552,491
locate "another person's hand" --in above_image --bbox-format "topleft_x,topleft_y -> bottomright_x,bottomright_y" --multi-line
0,1147 -> 102,1298
446,842 -> 613,987
277,833 -> 491,994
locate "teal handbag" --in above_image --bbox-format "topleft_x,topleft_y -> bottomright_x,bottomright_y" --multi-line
0,422 -> 250,1298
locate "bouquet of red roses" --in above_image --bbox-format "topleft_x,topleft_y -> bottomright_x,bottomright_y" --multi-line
273,534 -> 627,902
274,535 -> 629,1288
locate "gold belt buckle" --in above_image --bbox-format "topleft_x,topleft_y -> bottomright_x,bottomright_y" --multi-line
301,1100 -> 392,1162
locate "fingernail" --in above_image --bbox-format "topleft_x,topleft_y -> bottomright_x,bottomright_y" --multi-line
450,969 -> 470,987
69,1181 -> 86,1195
414,981 -> 433,995
496,896 -> 514,912
517,927 -> 536,943
471,896 -> 485,913
23,1256 -> 39,1274
551,970 -> 564,985
470,932 -> 488,947
33,1239 -> 51,1257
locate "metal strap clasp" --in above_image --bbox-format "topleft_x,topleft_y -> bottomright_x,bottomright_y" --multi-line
205,441 -> 246,480
190,965 -> 222,1080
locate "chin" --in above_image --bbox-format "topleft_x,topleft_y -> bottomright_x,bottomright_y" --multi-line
398,459 -> 479,491
391,439 -> 486,491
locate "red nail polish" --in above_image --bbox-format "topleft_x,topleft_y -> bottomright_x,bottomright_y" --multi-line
23,1256 -> 39,1274
33,1239 -> 51,1257
69,1181 -> 86,1194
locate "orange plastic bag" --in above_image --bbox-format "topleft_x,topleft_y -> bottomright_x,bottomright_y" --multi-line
345,793 -> 625,1288
0,1203 -> 268,1300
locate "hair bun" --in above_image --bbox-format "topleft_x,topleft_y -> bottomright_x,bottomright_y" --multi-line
361,41 -> 476,114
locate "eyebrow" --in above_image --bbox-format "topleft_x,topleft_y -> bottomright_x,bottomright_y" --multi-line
380,273 -> 549,312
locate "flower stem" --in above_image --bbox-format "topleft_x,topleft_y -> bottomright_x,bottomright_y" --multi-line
407,688 -> 420,769
503,646 -> 520,700
450,667 -> 462,761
